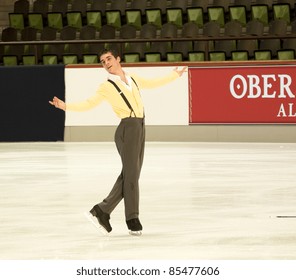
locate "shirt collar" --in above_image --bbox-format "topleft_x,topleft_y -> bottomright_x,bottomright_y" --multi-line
108,70 -> 132,90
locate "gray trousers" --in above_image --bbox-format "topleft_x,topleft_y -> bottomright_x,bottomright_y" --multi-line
98,117 -> 145,221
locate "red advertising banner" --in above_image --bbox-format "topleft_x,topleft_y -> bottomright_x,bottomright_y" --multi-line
189,65 -> 296,123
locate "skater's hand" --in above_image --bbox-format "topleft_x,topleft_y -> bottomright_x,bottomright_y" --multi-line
173,66 -> 187,77
49,96 -> 66,111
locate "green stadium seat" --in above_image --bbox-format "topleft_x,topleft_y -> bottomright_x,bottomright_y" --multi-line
277,49 -> 295,60
105,10 -> 122,29
254,50 -> 272,60
186,7 -> 204,27
123,53 -> 140,63
43,55 -> 58,65
209,52 -> 226,61
62,55 -> 78,65
83,54 -> 98,64
166,52 -> 183,62
273,4 -> 290,23
86,11 -> 102,31
251,5 -> 269,26
229,6 -> 247,26
231,51 -> 249,61
66,12 -> 83,29
146,9 -> 162,29
126,10 -> 142,30
9,13 -> 25,30
166,8 -> 183,28
188,52 -> 205,61
22,55 -> 37,65
3,55 -> 18,66
28,13 -> 44,30
208,7 -> 225,27
145,53 -> 161,62
47,12 -> 63,30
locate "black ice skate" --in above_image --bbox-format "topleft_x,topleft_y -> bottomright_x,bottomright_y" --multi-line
126,218 -> 142,236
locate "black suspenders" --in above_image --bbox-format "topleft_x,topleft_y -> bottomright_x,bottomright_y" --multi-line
108,77 -> 139,118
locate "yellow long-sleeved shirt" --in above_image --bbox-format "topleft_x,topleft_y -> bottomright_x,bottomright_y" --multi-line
66,70 -> 179,119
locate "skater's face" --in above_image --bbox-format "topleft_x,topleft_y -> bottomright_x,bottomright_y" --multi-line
100,52 -> 121,75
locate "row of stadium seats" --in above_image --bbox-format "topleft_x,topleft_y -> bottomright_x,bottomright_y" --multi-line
5,4 -> 296,40
11,0 -> 296,16
1,48 -> 295,66
8,1 -> 296,32
1,0 -> 296,65
1,36 -> 296,65
3,17 -> 296,42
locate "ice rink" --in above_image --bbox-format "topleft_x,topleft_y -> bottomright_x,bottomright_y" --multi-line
0,142 -> 296,260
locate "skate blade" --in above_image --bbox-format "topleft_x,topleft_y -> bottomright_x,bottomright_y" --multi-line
84,212 -> 109,236
129,230 -> 142,236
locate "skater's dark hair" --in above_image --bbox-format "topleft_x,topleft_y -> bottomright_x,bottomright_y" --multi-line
99,48 -> 120,59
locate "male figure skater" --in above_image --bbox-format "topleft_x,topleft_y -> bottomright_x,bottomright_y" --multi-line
50,48 -> 186,235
